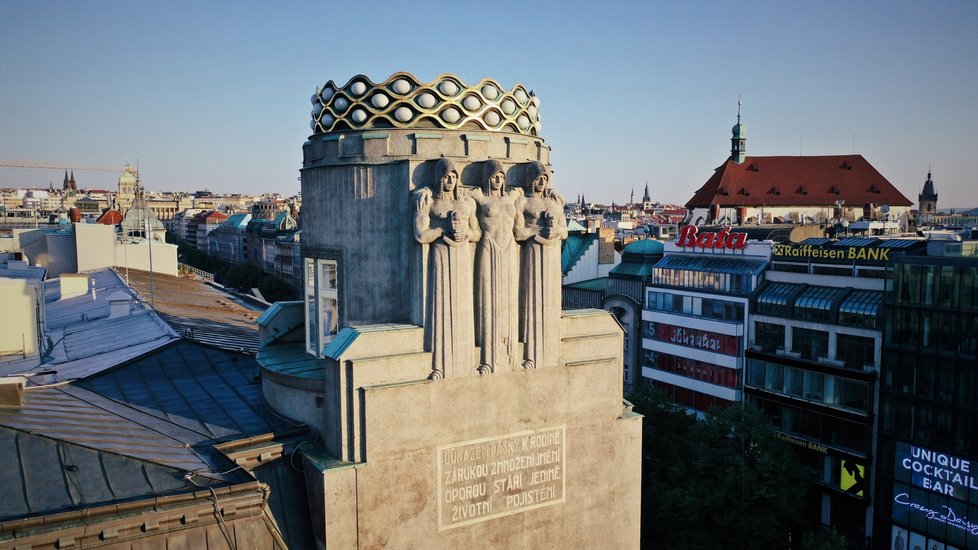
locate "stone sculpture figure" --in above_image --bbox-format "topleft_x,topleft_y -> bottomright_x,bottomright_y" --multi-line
472,160 -> 527,374
518,161 -> 568,369
415,158 -> 481,379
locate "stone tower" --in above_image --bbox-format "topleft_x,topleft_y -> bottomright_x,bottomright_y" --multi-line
259,72 -> 641,549
918,168 -> 938,224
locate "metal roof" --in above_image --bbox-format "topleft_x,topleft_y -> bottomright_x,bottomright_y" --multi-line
253,460 -> 316,549
0,426 -> 217,522
125,269 -> 263,354
757,281 -> 803,308
0,269 -> 178,379
879,239 -> 922,249
795,285 -> 847,312
0,339 -> 311,535
833,237 -> 878,247
0,384 -> 226,477
799,237 -> 832,246
654,254 -> 767,276
80,341 -> 294,442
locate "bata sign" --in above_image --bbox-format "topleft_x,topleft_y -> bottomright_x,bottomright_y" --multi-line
676,225 -> 748,250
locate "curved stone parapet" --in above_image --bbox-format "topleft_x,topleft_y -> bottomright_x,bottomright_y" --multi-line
310,72 -> 541,136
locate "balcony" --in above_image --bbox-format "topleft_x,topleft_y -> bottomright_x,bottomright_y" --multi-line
817,356 -> 845,368
776,348 -> 802,359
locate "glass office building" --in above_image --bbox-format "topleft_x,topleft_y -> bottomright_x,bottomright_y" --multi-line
875,251 -> 978,550
745,238 -> 925,545
641,234 -> 771,413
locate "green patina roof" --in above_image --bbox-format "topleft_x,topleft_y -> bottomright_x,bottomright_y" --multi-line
609,261 -> 656,278
623,238 -> 664,256
257,341 -> 325,380
561,233 -> 597,276
565,277 -> 608,291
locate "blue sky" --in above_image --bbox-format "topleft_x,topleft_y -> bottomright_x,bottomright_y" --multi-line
1,1 -> 976,207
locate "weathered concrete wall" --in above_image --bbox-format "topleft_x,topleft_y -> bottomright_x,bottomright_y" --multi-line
114,241 -> 178,277
307,310 -> 641,549
74,223 -> 115,272
0,279 -> 42,357
300,128 -> 554,328
301,161 -> 414,326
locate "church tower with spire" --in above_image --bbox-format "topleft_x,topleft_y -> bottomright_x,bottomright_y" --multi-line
642,181 -> 652,210
731,98 -> 746,164
918,168 -> 938,224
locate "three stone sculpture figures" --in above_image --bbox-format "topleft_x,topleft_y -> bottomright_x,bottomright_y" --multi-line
415,159 -> 567,379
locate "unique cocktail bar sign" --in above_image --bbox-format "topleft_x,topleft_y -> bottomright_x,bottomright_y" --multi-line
675,225 -> 748,250
892,443 -> 978,543
437,427 -> 566,530
896,443 -> 978,499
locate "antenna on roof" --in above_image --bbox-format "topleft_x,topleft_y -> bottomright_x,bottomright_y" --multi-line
799,135 -> 803,156
852,134 -> 856,155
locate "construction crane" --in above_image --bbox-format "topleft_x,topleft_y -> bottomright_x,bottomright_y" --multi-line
0,160 -> 123,173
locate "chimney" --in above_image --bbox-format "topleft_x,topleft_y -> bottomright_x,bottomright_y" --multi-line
60,274 -> 90,300
107,291 -> 133,318
0,376 -> 26,406
598,227 -> 616,265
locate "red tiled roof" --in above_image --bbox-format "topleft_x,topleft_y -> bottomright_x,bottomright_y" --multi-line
96,210 -> 123,225
685,155 -> 912,208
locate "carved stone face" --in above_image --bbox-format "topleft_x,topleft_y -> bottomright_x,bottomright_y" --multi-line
441,171 -> 458,193
488,171 -> 505,192
522,161 -> 549,196
532,174 -> 548,194
433,158 -> 459,196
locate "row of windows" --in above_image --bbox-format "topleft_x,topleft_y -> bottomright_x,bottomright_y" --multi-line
879,398 -> 977,456
651,268 -> 754,294
770,261 -> 888,279
746,359 -> 872,414
881,352 -> 977,407
645,291 -> 745,322
751,396 -> 868,455
649,352 -> 740,389
886,309 -> 978,357
754,323 -> 876,370
892,263 -> 978,311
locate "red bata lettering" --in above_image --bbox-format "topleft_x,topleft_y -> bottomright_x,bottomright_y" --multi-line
676,225 -> 747,250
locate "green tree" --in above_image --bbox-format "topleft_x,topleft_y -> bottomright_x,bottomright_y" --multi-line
800,527 -> 848,550
630,385 -> 804,549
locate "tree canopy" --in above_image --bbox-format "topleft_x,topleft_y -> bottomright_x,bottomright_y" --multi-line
631,385 -> 806,550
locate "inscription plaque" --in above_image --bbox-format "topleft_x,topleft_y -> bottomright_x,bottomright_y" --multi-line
436,426 -> 566,529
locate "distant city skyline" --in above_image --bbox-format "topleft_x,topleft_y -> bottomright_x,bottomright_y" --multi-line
1,1 -> 976,207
